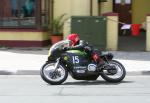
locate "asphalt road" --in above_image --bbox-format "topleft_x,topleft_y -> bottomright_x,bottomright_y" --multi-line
0,75 -> 150,103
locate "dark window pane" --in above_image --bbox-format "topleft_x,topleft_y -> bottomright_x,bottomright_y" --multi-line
0,0 -> 51,29
41,0 -> 50,26
0,0 -> 36,28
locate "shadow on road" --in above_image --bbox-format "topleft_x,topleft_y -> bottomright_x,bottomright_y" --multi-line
63,80 -> 133,86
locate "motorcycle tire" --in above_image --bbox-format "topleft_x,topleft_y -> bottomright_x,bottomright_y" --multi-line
101,60 -> 126,83
40,62 -> 68,85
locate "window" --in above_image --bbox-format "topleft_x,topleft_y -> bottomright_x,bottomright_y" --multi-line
0,0 -> 51,29
41,0 -> 52,28
115,0 -> 131,4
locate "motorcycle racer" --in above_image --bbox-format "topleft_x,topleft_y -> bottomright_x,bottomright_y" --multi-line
48,33 -> 104,66
48,34 -> 87,61
41,34 -> 126,85
66,33 -> 104,66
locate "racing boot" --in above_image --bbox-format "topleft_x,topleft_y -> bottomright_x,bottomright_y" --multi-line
97,59 -> 105,72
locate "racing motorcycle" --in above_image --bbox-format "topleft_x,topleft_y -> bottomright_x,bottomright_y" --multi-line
40,45 -> 126,85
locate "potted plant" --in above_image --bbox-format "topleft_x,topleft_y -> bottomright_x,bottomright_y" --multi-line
49,14 -> 67,44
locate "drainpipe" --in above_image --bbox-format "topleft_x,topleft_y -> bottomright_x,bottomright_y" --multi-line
51,0 -> 54,21
98,0 -> 101,15
36,0 -> 41,29
90,0 -> 93,16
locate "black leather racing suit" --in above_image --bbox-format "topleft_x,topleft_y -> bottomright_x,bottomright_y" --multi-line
48,40 -> 91,61
67,40 -> 89,50
67,40 -> 102,64
66,40 -> 93,57
68,40 -> 92,52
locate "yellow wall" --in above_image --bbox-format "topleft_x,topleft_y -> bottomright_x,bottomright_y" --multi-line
146,16 -> 150,51
132,0 -> 150,24
54,0 -> 71,17
53,0 -> 150,24
101,0 -> 113,14
0,32 -> 48,41
92,0 -> 98,16
54,0 -> 91,18
107,16 -> 118,51
71,0 -> 90,16
54,0 -> 114,17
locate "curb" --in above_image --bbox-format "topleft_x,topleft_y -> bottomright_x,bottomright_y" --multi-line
127,71 -> 150,76
0,70 -> 150,75
0,70 -> 39,75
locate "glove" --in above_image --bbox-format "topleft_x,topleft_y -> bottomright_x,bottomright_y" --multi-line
62,47 -> 69,51
84,46 -> 92,52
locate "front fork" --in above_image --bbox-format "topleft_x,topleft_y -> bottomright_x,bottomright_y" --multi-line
100,57 -> 117,75
54,58 -> 60,70
98,56 -> 111,72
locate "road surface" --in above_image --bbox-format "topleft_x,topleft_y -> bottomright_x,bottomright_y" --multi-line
0,75 -> 150,103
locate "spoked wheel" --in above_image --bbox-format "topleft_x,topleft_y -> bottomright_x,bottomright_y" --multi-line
101,60 -> 126,83
40,62 -> 68,85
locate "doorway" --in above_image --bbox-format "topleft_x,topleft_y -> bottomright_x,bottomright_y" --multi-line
113,0 -> 146,51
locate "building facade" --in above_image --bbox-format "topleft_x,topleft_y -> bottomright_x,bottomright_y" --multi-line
0,0 -> 53,47
0,0 -> 150,51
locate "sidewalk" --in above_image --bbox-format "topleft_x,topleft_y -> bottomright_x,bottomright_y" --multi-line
0,47 -> 150,75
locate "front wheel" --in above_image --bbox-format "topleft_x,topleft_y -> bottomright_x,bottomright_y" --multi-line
40,62 -> 68,85
101,60 -> 126,83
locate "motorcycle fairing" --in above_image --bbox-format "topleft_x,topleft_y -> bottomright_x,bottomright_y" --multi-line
65,50 -> 90,68
62,50 -> 99,80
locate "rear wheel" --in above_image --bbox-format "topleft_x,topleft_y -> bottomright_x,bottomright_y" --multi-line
101,60 -> 126,83
40,62 -> 68,85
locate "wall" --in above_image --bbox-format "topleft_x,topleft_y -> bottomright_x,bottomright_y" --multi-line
107,15 -> 118,51
92,0 -> 98,16
54,0 -> 91,18
54,0 -> 114,17
101,0 -> 113,14
146,15 -> 150,51
71,0 -> 90,16
0,30 -> 49,47
132,0 -> 150,24
54,0 -> 71,18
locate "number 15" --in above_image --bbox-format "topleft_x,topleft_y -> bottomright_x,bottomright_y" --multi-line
72,56 -> 79,64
